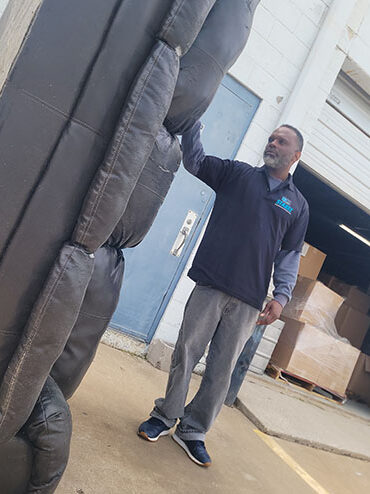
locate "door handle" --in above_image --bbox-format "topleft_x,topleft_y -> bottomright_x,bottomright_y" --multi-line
170,210 -> 198,257
172,227 -> 189,257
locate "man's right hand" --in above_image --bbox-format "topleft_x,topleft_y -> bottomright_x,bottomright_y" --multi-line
257,300 -> 283,325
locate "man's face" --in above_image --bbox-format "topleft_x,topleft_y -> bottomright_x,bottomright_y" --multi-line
263,127 -> 301,170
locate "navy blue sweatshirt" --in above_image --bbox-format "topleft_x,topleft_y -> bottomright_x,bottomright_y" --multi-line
182,121 -> 309,311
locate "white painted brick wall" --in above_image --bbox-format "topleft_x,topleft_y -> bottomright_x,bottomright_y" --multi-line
0,0 -> 41,91
0,0 -> 9,19
231,0 -> 334,163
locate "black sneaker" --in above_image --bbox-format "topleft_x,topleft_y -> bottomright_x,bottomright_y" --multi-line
137,417 -> 171,442
172,432 -> 212,467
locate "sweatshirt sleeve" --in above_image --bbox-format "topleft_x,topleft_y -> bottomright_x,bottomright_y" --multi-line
273,249 -> 301,307
181,120 -> 245,192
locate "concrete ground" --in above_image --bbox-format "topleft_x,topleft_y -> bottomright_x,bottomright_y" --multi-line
237,372 -> 370,461
58,343 -> 370,494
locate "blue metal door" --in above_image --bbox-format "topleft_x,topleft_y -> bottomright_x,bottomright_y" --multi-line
111,75 -> 260,342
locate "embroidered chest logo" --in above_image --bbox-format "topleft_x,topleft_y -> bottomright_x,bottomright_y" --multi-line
274,196 -> 293,215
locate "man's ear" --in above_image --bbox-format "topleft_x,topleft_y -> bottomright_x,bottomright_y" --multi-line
293,150 -> 301,163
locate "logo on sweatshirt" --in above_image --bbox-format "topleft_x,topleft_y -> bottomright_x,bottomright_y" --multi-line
275,196 -> 293,215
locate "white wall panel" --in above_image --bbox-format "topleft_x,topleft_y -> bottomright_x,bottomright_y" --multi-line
302,103 -> 370,212
328,75 -> 370,134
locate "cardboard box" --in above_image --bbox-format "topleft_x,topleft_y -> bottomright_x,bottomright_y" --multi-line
335,304 -> 370,350
318,272 -> 336,287
270,319 -> 360,397
298,243 -> 326,280
347,353 -> 370,406
328,279 -> 370,314
282,276 -> 344,335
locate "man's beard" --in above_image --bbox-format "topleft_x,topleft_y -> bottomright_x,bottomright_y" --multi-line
263,153 -> 286,169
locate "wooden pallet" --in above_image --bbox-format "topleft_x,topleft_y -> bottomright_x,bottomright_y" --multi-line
265,364 -> 346,405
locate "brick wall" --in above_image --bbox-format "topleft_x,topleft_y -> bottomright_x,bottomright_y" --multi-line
230,0 -> 333,165
0,0 -> 41,91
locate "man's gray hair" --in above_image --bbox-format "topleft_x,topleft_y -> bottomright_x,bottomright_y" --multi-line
280,124 -> 304,152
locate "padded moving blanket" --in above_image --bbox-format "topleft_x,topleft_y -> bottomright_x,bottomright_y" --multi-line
0,0 -> 259,491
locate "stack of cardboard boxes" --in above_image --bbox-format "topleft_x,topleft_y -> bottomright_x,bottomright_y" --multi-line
270,243 -> 361,398
321,275 -> 370,406
329,279 -> 370,348
347,354 -> 370,406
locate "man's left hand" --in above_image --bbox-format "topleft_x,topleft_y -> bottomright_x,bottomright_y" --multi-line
257,300 -> 283,325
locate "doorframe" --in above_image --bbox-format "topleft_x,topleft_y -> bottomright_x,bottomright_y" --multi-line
144,76 -> 261,342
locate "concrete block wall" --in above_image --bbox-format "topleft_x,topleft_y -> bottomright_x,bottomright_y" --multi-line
0,0 -> 8,18
0,0 -> 41,91
230,0 -> 333,165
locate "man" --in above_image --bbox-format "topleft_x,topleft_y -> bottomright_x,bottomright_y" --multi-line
138,121 -> 309,467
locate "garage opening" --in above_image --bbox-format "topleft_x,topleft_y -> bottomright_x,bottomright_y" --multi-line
293,164 -> 370,293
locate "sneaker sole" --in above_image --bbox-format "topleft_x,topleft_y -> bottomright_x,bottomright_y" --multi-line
172,433 -> 211,467
137,429 -> 170,442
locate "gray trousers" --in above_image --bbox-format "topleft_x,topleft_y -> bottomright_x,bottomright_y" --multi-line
151,284 -> 259,441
